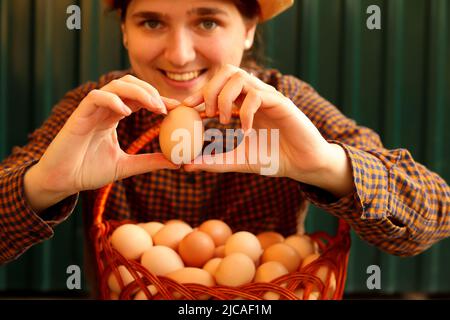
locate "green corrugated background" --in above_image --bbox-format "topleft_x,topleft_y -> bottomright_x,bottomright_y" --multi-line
0,0 -> 449,297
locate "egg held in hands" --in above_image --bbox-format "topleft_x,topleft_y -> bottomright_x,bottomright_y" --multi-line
159,106 -> 204,165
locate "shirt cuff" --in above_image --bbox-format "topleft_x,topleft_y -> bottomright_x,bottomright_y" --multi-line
298,140 -> 391,224
0,161 -> 79,255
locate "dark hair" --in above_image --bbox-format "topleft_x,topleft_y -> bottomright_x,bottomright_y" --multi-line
110,0 -> 267,71
232,0 -> 267,72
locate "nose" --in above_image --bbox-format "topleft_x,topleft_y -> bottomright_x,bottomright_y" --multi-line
164,29 -> 196,68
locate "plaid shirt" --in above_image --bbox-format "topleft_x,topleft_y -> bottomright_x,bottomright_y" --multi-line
1,68 -> 449,265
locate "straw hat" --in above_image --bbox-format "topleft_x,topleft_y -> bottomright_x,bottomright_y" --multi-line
104,0 -> 294,22
258,0 -> 294,21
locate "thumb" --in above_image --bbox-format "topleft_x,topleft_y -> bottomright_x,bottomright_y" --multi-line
117,153 -> 181,180
183,147 -> 255,174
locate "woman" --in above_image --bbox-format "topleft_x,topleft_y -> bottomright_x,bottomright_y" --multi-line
0,0 -> 449,283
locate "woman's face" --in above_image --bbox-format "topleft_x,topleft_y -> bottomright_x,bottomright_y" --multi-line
122,0 -> 258,102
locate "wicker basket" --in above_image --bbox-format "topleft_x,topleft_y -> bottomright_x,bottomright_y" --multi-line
91,110 -> 351,300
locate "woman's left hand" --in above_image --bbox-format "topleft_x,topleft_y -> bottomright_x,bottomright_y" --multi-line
182,64 -> 334,183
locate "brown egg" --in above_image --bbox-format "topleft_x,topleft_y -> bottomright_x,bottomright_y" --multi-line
261,243 -> 301,273
203,258 -> 223,276
301,253 -> 321,269
134,285 -> 158,300
284,234 -> 318,260
214,245 -> 226,258
295,288 -> 320,300
198,220 -> 233,246
153,222 -> 193,250
224,231 -> 262,263
141,246 -> 184,276
300,254 -> 337,299
256,232 -> 285,250
110,224 -> 153,260
138,222 -> 164,237
166,267 -> 215,300
166,267 -> 215,286
165,219 -> 190,226
179,231 -> 215,267
107,265 -> 139,293
159,106 -> 204,164
254,261 -> 289,283
215,253 -> 255,287
255,261 -> 289,300
316,266 -> 337,299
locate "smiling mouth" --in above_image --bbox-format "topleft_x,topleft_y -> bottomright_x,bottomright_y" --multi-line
159,69 -> 207,82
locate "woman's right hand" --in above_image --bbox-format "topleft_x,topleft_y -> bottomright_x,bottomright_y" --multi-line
24,75 -> 180,213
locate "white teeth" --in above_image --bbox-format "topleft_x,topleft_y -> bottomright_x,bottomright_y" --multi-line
165,70 -> 202,81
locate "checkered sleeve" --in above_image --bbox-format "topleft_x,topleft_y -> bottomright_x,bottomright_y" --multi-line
0,81 -> 98,264
282,76 -> 450,257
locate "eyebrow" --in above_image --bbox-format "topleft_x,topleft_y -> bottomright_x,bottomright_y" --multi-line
188,7 -> 229,17
131,7 -> 229,20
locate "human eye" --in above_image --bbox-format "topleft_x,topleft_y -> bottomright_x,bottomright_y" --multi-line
142,19 -> 164,30
199,19 -> 219,31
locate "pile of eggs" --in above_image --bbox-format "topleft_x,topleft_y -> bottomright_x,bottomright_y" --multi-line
108,219 -> 336,300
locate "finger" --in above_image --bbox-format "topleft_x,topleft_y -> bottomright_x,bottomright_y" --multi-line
243,70 -> 275,92
183,64 -> 240,117
182,90 -> 204,108
77,89 -> 132,118
193,103 -> 206,112
218,72 -> 245,124
202,65 -> 242,118
239,89 -> 262,135
183,65 -> 269,115
161,97 -> 182,111
105,79 -> 165,113
66,90 -> 131,136
183,135 -> 259,174
103,79 -> 165,114
183,151 -> 239,173
180,102 -> 206,112
120,75 -> 167,113
117,153 -> 181,180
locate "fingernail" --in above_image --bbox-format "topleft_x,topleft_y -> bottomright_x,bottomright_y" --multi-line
153,97 -> 165,110
162,97 -> 181,106
184,92 -> 202,106
158,98 -> 166,110
123,105 -> 132,115
150,96 -> 160,107
150,97 -> 166,113
184,96 -> 196,105
160,105 -> 168,115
